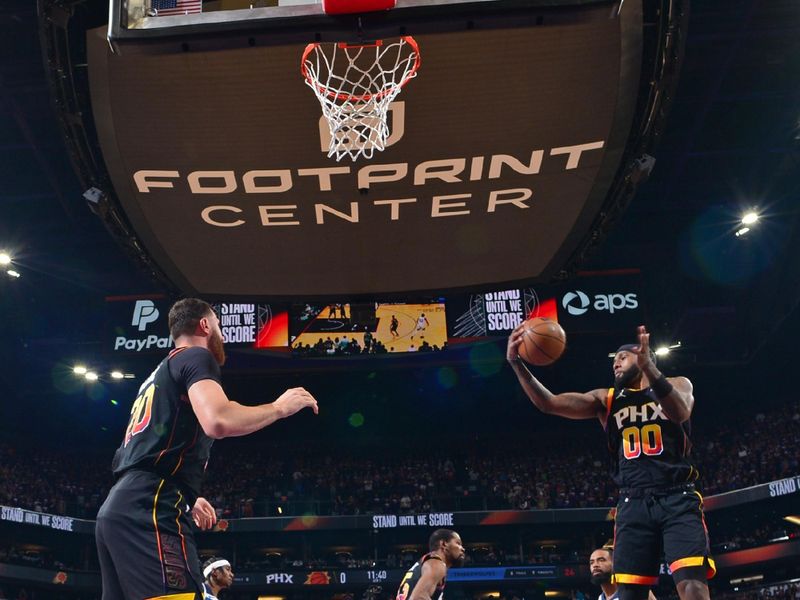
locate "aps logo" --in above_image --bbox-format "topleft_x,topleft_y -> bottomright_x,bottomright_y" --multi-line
561,290 -> 639,316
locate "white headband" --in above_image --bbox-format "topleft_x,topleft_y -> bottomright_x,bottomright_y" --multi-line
203,559 -> 231,579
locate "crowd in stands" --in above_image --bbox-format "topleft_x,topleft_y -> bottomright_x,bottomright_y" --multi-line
721,583 -> 800,600
0,401 -> 797,520
196,437 -> 626,517
0,586 -> 98,600
657,583 -> 800,600
694,400 -> 800,496
0,546 -> 71,572
291,334 -> 444,357
292,335 -> 392,357
195,398 -> 800,519
711,521 -> 800,553
234,544 -> 579,574
661,583 -> 800,600
0,445 -> 109,519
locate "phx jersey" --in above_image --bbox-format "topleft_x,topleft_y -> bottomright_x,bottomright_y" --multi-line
96,346 -> 221,599
604,385 -> 716,584
396,554 -> 446,600
112,346 -> 219,503
605,386 -> 698,489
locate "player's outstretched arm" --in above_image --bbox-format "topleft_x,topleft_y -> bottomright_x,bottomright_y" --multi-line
635,325 -> 694,423
189,382 -> 318,439
507,324 -> 606,420
408,559 -> 447,600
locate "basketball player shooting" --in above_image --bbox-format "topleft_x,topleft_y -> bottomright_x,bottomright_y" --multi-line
96,298 -> 319,600
507,324 -> 714,600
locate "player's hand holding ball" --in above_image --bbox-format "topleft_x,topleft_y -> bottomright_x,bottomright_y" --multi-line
507,317 -> 566,366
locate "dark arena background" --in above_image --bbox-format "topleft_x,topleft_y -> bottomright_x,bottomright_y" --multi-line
1,0 -> 800,599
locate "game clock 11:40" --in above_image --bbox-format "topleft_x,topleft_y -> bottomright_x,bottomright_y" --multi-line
325,570 -> 388,585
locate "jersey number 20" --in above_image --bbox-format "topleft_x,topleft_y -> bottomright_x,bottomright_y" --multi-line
123,383 -> 155,447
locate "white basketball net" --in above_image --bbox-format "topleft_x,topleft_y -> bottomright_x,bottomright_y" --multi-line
302,37 -> 420,162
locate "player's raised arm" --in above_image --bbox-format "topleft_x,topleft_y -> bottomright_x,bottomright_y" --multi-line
189,382 -> 318,439
635,325 -> 694,423
507,324 -> 606,420
408,558 -> 447,600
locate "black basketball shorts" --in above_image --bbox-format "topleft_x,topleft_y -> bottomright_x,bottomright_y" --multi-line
612,486 -> 716,586
95,470 -> 203,600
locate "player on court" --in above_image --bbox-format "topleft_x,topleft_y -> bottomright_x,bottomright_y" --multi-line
411,312 -> 429,339
96,298 -> 318,600
201,557 -> 234,599
590,548 -> 657,600
395,529 -> 465,600
507,325 -> 714,600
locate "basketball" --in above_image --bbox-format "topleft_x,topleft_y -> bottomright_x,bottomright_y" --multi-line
518,317 -> 566,366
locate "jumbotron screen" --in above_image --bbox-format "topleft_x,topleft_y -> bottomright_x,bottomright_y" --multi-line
86,0 -> 650,297
289,301 -> 447,356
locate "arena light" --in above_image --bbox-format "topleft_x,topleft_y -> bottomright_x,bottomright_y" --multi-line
735,226 -> 750,237
730,575 -> 763,585
654,346 -> 670,356
784,515 -> 800,526
741,211 -> 759,225
123,373 -> 136,379
73,365 -> 88,375
110,371 -> 124,379
85,371 -> 99,381
7,269 -> 21,278
0,252 -> 10,266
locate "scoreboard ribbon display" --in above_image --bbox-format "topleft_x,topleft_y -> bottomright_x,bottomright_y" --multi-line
234,565 -> 565,588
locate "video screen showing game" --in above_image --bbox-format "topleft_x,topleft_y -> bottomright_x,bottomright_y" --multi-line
290,301 -> 447,356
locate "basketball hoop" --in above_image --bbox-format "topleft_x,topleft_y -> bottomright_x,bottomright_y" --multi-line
301,37 -> 420,162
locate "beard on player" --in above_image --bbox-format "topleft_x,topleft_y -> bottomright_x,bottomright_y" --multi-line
209,326 -> 226,366
590,570 -> 612,586
614,363 -> 641,388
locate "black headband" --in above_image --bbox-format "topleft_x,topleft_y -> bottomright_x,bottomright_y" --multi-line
615,344 -> 657,365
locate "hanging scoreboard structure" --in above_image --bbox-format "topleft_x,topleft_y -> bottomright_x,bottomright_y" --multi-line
40,0 -> 686,299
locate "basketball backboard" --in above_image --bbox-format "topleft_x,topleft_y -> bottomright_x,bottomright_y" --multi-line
76,0 -> 684,298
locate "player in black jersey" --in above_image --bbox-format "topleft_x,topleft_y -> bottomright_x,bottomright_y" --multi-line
507,324 -> 713,600
96,298 -> 318,600
395,529 -> 465,600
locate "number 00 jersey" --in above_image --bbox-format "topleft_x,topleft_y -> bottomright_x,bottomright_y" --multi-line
396,554 -> 446,600
605,386 -> 698,489
111,346 -> 220,503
